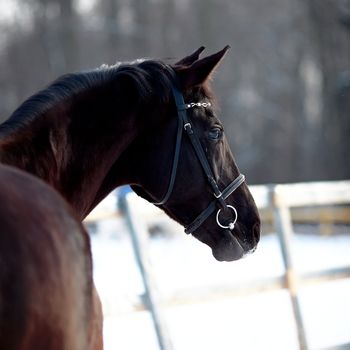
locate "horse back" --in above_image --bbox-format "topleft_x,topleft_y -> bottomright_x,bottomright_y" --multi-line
0,164 -> 102,350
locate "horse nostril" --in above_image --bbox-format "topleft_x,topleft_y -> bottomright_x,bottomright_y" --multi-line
252,222 -> 261,245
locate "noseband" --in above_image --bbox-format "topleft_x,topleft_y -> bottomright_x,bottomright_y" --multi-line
152,83 -> 245,235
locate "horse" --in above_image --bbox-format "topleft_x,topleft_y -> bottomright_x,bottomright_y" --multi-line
0,46 -> 260,349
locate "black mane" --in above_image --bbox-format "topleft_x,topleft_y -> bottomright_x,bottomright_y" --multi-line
0,59 -> 176,133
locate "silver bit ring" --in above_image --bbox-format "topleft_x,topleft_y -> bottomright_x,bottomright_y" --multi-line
216,205 -> 238,230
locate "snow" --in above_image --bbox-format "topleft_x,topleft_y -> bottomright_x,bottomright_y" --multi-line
89,215 -> 350,350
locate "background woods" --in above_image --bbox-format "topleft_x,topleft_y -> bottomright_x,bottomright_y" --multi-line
0,0 -> 349,184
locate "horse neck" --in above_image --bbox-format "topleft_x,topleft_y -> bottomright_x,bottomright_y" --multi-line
0,87 -> 144,219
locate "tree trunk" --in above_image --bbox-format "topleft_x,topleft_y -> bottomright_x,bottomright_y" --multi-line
307,0 -> 350,179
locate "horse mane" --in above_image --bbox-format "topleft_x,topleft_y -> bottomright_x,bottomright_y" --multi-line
0,59 -> 178,134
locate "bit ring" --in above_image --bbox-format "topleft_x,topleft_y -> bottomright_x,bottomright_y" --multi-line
216,205 -> 238,230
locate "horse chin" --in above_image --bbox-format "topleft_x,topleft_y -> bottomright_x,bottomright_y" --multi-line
211,230 -> 246,262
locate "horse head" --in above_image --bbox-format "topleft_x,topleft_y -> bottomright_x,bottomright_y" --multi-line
125,47 -> 261,261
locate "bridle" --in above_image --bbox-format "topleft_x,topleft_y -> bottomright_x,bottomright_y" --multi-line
152,82 -> 245,235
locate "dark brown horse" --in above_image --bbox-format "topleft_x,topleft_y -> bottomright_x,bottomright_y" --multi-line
0,47 -> 260,349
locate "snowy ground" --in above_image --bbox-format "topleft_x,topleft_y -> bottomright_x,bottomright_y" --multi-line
88,208 -> 350,350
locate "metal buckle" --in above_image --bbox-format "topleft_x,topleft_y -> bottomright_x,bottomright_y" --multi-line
216,205 -> 238,230
214,191 -> 223,199
184,123 -> 193,134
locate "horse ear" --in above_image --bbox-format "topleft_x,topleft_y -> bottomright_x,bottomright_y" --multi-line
175,46 -> 206,66
175,45 -> 230,89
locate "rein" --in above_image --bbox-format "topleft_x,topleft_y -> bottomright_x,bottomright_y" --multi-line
152,82 -> 245,234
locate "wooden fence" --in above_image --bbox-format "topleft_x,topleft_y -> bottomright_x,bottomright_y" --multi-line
87,180 -> 350,350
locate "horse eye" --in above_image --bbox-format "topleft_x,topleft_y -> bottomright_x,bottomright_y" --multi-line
208,127 -> 223,140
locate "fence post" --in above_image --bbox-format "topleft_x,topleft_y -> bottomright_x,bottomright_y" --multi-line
271,185 -> 308,350
118,191 -> 174,350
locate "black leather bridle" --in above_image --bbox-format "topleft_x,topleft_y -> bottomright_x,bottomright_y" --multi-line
152,83 -> 245,235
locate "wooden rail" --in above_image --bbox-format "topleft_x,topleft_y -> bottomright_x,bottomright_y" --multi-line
86,180 -> 350,350
253,180 -> 350,350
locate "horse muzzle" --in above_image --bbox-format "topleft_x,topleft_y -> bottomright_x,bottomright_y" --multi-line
211,227 -> 258,262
